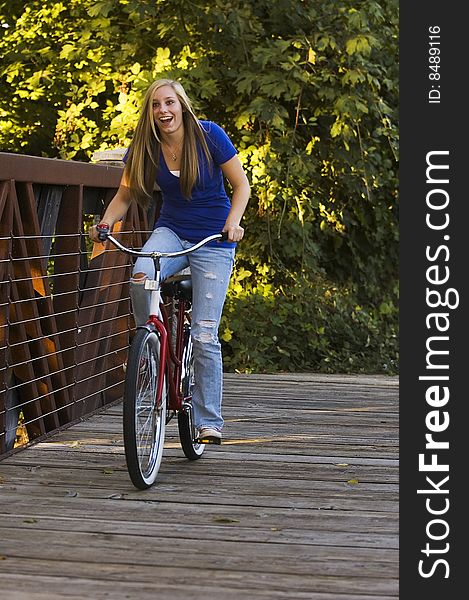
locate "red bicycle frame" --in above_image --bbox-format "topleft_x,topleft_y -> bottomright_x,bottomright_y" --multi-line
146,297 -> 188,412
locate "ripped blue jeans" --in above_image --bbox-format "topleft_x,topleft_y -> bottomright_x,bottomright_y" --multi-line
131,227 -> 235,432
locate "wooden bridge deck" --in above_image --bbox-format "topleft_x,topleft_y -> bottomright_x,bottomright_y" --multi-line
0,373 -> 399,599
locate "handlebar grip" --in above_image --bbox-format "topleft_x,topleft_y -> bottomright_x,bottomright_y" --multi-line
96,223 -> 110,241
220,231 -> 229,241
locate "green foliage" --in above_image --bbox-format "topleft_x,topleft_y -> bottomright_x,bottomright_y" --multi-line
0,0 -> 399,374
221,269 -> 398,374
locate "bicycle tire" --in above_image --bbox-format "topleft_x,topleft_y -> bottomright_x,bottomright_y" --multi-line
123,327 -> 167,489
178,325 -> 205,460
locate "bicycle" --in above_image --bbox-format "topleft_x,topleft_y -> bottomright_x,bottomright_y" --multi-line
96,223 -> 227,489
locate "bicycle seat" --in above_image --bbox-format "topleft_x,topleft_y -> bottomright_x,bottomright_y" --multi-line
161,274 -> 192,301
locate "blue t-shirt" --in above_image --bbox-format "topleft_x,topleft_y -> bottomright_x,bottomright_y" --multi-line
156,120 -> 237,248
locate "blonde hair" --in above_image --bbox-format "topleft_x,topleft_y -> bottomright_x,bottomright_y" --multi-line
124,78 -> 212,207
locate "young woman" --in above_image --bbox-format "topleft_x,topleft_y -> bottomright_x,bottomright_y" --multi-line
89,79 -> 250,443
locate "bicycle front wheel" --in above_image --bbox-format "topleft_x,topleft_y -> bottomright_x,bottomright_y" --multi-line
123,327 -> 167,489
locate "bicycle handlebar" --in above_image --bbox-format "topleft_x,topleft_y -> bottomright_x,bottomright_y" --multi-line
95,223 -> 229,258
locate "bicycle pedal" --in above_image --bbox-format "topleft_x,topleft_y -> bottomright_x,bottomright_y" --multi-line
196,435 -> 221,445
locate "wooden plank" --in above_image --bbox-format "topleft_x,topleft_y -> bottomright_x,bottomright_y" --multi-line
3,453 -> 398,483
0,152 -> 123,187
0,499 -> 398,533
0,484 -> 398,513
0,573 -> 398,600
0,465 -> 399,502
2,554 -> 398,582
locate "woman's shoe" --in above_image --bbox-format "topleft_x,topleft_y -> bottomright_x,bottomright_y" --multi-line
196,427 -> 222,444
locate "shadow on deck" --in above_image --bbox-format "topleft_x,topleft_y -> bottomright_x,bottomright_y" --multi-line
0,373 -> 399,599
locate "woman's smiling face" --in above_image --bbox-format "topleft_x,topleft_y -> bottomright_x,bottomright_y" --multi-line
152,85 -> 184,137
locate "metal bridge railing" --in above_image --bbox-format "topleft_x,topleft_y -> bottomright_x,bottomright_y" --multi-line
0,152 -> 159,458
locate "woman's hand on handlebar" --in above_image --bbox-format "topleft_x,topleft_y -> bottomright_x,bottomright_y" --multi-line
89,223 -> 110,243
222,224 -> 244,242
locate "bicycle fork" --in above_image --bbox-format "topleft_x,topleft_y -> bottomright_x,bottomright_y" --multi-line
144,280 -> 168,411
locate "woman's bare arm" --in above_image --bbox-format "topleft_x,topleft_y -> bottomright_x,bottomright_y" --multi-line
221,155 -> 251,242
89,173 -> 132,242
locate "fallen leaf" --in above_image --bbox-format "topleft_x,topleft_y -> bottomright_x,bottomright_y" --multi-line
347,478 -> 359,485
103,469 -> 114,475
334,463 -> 349,467
213,517 -> 240,524
23,518 -> 38,524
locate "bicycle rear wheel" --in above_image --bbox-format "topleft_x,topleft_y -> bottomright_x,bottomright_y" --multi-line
123,327 -> 167,489
178,325 -> 205,460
